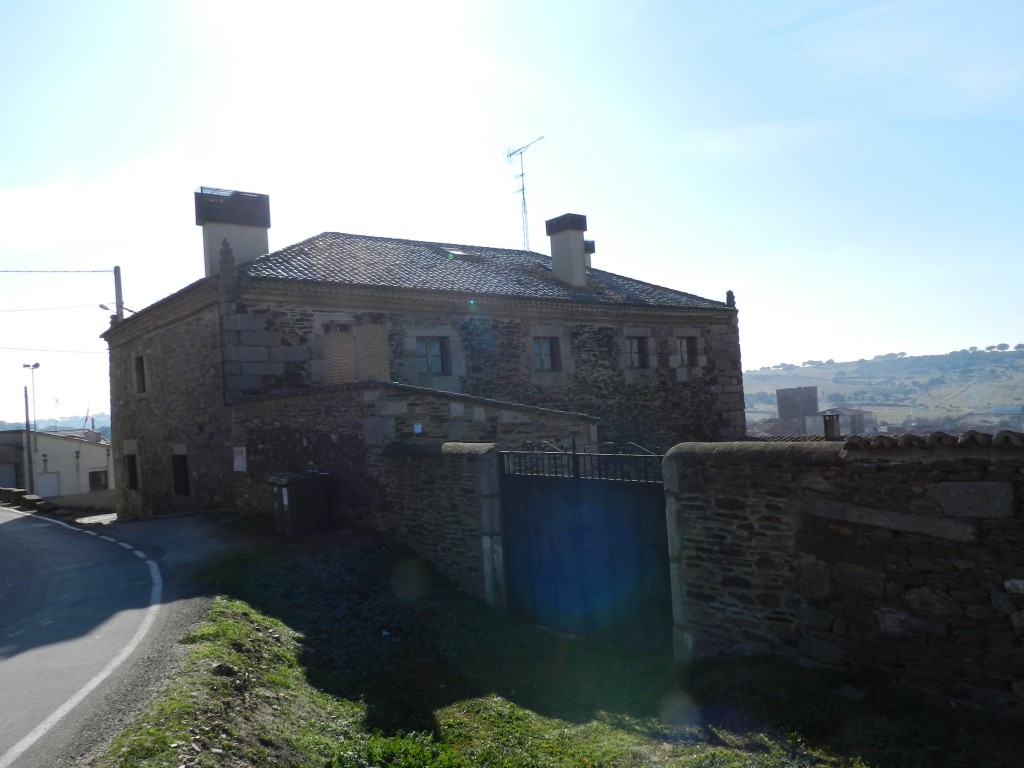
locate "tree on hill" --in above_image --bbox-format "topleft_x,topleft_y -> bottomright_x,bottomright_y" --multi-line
997,343 -> 1009,352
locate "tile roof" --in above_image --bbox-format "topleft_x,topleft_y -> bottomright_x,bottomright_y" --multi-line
243,232 -> 726,309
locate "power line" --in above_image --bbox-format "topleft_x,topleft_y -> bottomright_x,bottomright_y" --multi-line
0,269 -> 113,274
0,303 -> 115,313
0,265 -> 127,319
0,345 -> 106,354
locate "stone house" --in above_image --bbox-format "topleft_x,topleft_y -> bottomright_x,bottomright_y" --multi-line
102,188 -> 744,517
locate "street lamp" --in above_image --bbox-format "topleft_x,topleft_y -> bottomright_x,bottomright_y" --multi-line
99,303 -> 136,316
23,363 -> 39,451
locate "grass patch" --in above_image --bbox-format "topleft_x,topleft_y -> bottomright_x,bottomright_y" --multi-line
96,527 -> 1020,767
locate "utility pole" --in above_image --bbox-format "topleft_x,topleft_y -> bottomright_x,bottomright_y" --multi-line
23,386 -> 34,495
23,362 -> 39,452
114,265 -> 124,320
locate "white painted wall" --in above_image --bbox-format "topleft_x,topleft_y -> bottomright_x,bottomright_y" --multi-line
28,432 -> 114,499
202,222 -> 270,276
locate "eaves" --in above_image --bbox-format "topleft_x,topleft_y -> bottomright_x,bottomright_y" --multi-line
101,279 -> 221,348
239,278 -> 738,325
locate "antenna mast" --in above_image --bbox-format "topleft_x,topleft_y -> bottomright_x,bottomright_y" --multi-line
507,136 -> 543,250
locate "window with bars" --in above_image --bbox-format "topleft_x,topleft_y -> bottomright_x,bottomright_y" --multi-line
89,470 -> 109,491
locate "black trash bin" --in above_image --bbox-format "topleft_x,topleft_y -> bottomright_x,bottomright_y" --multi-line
266,471 -> 331,536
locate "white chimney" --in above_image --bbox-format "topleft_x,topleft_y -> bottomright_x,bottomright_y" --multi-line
546,213 -> 594,288
195,187 -> 271,277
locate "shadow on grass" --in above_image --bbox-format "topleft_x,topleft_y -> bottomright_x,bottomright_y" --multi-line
201,525 -> 1023,767
681,656 -> 1024,768
200,527 -> 679,737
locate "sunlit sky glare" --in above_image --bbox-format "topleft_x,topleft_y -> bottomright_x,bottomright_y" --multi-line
2,0 -> 1023,423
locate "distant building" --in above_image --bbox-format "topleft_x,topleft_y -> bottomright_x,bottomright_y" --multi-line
811,407 -> 877,436
777,386 -> 819,434
0,429 -> 114,509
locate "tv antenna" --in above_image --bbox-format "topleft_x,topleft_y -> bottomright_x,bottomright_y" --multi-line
506,136 -> 543,250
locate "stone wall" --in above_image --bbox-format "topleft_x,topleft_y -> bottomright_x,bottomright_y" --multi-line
382,442 -> 505,609
229,381 -> 594,598
225,285 -> 745,447
104,283 -> 235,518
664,433 -> 1024,712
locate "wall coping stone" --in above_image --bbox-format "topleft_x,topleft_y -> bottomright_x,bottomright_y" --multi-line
667,431 -> 1024,469
384,440 -> 498,458
666,441 -> 841,464
842,429 -> 1024,451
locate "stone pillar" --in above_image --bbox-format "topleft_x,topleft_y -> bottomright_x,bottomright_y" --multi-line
476,447 -> 506,610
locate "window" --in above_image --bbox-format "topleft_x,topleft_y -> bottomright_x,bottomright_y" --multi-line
532,337 -> 561,371
681,336 -> 699,366
88,470 -> 109,491
626,336 -> 650,369
125,454 -> 139,489
172,454 -> 190,496
416,337 -> 451,375
134,355 -> 147,394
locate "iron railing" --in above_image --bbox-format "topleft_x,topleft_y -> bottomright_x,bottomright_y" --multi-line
501,446 -> 663,483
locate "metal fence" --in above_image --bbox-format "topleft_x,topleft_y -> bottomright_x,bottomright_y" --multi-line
501,447 -> 663,484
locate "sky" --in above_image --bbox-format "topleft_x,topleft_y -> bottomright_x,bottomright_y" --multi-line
1,0 -> 1022,423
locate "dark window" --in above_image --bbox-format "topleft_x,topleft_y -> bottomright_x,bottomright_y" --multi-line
681,336 -> 699,366
416,337 -> 451,375
125,454 -> 139,489
172,455 -> 190,496
532,337 -> 561,371
88,470 -> 109,491
134,356 -> 146,394
627,336 -> 650,369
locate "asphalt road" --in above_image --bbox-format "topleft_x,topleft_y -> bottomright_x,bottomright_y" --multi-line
0,506 -> 268,768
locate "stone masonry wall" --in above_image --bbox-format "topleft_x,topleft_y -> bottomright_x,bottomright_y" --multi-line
229,381 -> 592,598
387,312 -> 744,448
223,289 -> 745,448
105,285 -> 234,519
382,442 -> 505,609
664,434 -> 1024,712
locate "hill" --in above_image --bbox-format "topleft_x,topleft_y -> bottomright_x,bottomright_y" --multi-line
0,413 -> 112,440
744,347 -> 1024,432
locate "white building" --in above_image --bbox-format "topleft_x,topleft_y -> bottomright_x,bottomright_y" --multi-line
0,429 -> 115,510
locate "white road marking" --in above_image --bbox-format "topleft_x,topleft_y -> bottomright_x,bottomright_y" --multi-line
0,511 -> 163,768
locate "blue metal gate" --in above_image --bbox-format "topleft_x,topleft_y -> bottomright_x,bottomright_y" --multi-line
500,449 -> 671,653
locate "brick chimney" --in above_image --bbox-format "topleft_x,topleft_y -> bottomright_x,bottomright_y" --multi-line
195,187 -> 271,277
545,213 -> 594,288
